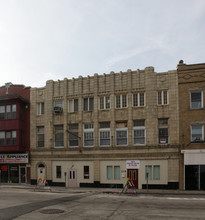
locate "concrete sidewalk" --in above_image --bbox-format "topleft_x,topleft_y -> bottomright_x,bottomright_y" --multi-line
1,183 -> 205,196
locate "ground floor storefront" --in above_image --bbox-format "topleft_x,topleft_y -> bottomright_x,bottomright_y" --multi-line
0,153 -> 30,184
182,150 -> 205,190
30,157 -> 179,190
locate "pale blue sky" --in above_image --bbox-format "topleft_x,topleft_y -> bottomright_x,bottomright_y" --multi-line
0,0 -> 205,87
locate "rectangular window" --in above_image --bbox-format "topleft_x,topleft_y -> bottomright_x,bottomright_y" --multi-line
0,106 -> 5,120
114,166 -> 120,180
12,104 -> 17,119
145,165 -> 152,180
116,95 -> 127,108
69,99 -> 78,112
133,93 -> 145,107
153,165 -> 160,180
133,120 -> 146,145
0,131 -> 5,145
6,105 -> 11,119
99,122 -> 110,146
84,166 -> 89,179
54,125 -> 64,147
12,131 -> 16,145
158,91 -> 168,105
190,91 -> 203,109
6,131 -> 11,145
83,97 -> 94,111
83,123 -> 94,147
191,125 -> 204,142
116,128 -> 128,146
107,166 -> 113,180
68,124 -> 78,147
158,119 -> 168,144
37,103 -> 44,115
37,126 -> 44,147
56,166 -> 61,178
99,96 -> 110,110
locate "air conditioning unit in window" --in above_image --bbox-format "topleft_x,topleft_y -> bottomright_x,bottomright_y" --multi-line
53,106 -> 63,113
193,137 -> 203,143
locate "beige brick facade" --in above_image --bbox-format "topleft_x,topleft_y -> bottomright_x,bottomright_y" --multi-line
178,61 -> 205,190
30,67 -> 180,189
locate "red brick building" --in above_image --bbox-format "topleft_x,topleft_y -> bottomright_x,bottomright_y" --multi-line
0,83 -> 30,183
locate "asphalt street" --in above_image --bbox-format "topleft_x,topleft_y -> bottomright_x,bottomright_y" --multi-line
0,185 -> 205,220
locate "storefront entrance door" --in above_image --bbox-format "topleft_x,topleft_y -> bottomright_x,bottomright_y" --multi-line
127,169 -> 138,189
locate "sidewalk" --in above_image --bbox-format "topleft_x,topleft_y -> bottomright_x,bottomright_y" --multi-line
1,183 -> 205,196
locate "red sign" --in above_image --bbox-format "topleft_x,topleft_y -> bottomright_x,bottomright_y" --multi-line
1,165 -> 8,171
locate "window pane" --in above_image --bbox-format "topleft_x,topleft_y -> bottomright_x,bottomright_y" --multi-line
105,97 -> 110,109
100,97 -> 104,109
133,94 -> 138,107
74,99 -> 78,112
191,92 -> 202,109
122,95 -> 127,107
55,101 -> 63,107
69,132 -> 78,147
116,130 -> 127,145
55,125 -> 63,130
140,93 -> 144,106
114,166 -> 120,180
84,132 -> 94,146
0,106 -> 5,120
158,119 -> 168,125
6,132 -> 11,145
107,166 -> 112,179
84,98 -> 88,111
163,91 -> 167,104
56,166 -> 61,178
12,131 -> 16,145
89,98 -> 94,111
158,92 -> 162,105
100,131 -> 110,146
154,165 -> 160,180
116,96 -> 120,108
55,133 -> 64,146
191,125 -> 203,141
134,120 -> 145,126
0,131 -> 5,145
99,122 -> 110,128
38,134 -> 44,147
6,105 -> 11,119
159,128 -> 168,144
146,165 -> 152,180
84,166 -> 89,179
69,100 -> 73,112
134,129 -> 145,144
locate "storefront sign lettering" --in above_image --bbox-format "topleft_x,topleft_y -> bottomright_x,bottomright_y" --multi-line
0,154 -> 28,163
126,160 -> 140,169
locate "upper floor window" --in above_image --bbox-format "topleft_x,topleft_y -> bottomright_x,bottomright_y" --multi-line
116,95 -> 127,108
116,128 -> 128,146
37,102 -> 44,115
0,104 -> 16,120
68,124 -> 79,147
83,123 -> 94,147
158,91 -> 168,105
54,125 -> 64,147
133,93 -> 145,107
99,122 -> 110,147
0,130 -> 16,146
191,124 -> 204,142
190,91 -> 203,109
158,119 -> 168,144
83,97 -> 94,111
99,96 -> 110,110
133,120 -> 146,145
69,99 -> 78,113
37,126 -> 44,147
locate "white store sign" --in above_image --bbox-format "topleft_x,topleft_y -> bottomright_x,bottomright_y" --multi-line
126,160 -> 140,169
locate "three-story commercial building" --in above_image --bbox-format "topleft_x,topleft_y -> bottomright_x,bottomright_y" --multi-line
0,83 -> 30,183
30,67 -> 180,189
